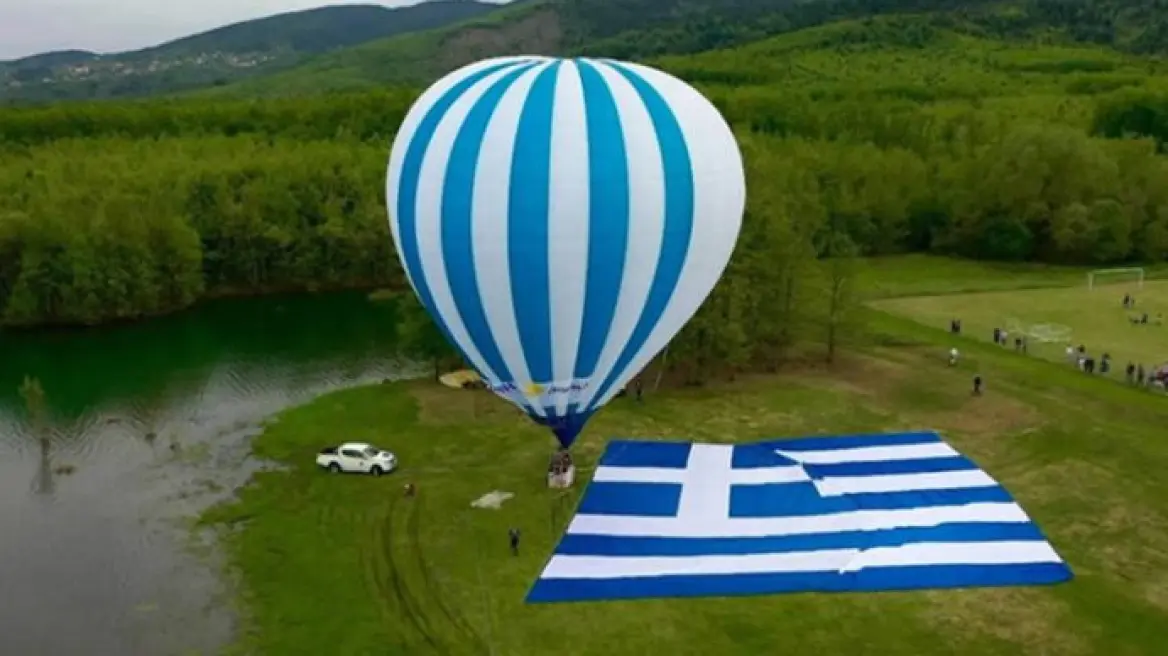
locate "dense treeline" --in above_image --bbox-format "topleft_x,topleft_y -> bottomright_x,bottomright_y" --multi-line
572,0 -> 1168,62
0,91 -> 414,147
4,17 -> 1168,329
0,138 -> 396,325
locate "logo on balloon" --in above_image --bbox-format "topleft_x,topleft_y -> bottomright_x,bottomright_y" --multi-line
489,380 -> 590,398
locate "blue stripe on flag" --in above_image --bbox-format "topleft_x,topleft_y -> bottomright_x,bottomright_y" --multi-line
571,60 -> 629,381
395,60 -> 531,365
526,563 -> 1072,603
440,64 -> 538,383
772,431 -> 941,452
557,522 -> 1048,556
598,440 -> 692,468
508,62 -> 560,385
731,444 -> 798,468
729,483 -> 1012,517
804,456 -> 976,478
587,60 -> 696,409
578,482 -> 681,517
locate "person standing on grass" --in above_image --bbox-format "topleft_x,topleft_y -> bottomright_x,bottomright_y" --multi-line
993,327 -> 1001,345
1126,362 -> 1136,384
972,375 -> 983,396
948,347 -> 959,367
509,528 -> 521,556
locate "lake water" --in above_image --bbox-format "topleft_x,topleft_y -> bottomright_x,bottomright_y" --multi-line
0,292 -> 420,656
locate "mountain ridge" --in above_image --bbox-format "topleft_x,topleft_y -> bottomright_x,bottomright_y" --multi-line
0,1 -> 505,102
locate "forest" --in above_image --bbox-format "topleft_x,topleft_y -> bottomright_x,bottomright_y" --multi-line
4,17 -> 1168,336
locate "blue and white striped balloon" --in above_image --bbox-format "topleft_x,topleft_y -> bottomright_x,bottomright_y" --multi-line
385,56 -> 745,448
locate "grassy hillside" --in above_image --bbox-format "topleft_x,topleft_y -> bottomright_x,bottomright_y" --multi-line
214,0 -> 1168,97
0,2 -> 502,103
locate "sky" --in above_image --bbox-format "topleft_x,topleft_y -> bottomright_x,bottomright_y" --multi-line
0,0 -> 509,60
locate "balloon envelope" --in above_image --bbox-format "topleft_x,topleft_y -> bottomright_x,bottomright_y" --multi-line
385,56 -> 745,448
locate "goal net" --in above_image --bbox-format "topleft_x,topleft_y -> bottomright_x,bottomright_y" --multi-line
1087,267 -> 1144,290
1005,317 -> 1072,344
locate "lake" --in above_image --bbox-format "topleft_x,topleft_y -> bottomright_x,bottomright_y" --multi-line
0,291 -> 421,656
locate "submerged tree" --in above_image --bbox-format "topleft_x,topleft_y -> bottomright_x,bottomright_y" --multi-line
19,376 -> 53,495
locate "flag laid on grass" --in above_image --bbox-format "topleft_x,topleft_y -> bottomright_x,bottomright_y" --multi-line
527,431 -> 1072,603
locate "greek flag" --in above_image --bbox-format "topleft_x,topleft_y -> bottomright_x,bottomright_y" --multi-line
527,431 -> 1072,603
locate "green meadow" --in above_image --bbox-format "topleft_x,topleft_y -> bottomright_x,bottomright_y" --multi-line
202,256 -> 1168,656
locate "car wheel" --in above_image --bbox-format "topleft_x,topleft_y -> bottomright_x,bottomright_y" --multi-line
370,465 -> 384,477
328,463 -> 341,474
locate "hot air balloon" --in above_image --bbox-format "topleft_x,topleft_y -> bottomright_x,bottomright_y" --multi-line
385,56 -> 745,449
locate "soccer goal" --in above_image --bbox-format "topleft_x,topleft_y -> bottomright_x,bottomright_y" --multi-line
1087,267 -> 1144,290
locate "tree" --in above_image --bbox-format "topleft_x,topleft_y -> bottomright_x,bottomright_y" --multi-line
818,231 -> 861,364
395,294 -> 460,381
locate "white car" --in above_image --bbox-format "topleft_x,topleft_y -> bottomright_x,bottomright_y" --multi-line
316,442 -> 398,476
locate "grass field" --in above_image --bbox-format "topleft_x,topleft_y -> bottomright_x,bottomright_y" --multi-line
202,257 -> 1168,656
874,278 -> 1168,377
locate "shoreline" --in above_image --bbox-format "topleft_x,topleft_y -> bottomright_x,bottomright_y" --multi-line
0,280 -> 400,335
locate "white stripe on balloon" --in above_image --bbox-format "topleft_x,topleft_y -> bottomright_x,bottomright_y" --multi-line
546,61 -> 591,417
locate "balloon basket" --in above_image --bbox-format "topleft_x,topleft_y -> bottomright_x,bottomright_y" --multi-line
547,465 -> 576,489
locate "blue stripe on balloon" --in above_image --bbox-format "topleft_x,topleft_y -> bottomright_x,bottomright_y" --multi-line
395,59 -> 531,370
572,60 -> 630,382
441,62 -> 541,385
587,60 -> 695,409
508,61 -> 561,385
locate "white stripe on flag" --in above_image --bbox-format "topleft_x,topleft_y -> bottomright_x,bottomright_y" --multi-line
592,465 -> 811,485
541,541 -> 1063,580
777,442 -> 958,465
814,470 -> 998,497
839,540 -> 1061,572
566,502 -> 1031,538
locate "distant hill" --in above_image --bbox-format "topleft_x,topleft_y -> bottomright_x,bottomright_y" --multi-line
213,0 -> 1168,98
0,1 -> 503,103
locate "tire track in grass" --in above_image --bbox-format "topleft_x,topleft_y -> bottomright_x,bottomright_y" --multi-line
362,501 -> 401,647
408,493 -> 488,654
380,493 -> 446,653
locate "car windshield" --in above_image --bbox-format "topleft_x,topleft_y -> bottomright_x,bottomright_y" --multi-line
363,447 -> 380,458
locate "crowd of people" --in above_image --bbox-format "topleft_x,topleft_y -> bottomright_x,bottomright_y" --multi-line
947,291 -> 1166,393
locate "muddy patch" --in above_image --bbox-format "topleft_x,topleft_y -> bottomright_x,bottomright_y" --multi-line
439,9 -> 564,71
